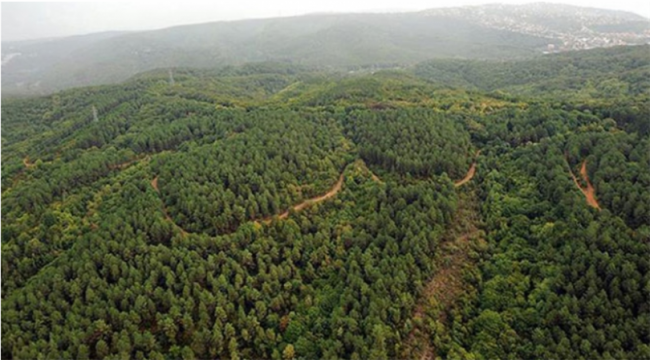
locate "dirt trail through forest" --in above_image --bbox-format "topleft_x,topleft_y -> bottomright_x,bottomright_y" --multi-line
261,171 -> 346,223
580,161 -> 601,209
568,159 -> 601,209
282,172 -> 345,215
404,193 -> 483,360
151,166 -> 349,233
150,151 -> 477,238
151,176 -> 159,192
454,150 -> 481,187
149,158 -> 385,235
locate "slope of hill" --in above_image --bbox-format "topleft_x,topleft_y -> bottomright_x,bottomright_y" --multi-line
423,3 -> 650,50
414,45 -> 650,98
1,31 -> 128,93
3,3 -> 649,96
2,46 -> 650,359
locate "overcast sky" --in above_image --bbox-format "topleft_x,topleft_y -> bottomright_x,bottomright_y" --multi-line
2,0 -> 650,42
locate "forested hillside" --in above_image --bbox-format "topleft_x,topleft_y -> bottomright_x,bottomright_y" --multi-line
414,45 -> 650,98
4,3 -> 649,95
2,46 -> 649,359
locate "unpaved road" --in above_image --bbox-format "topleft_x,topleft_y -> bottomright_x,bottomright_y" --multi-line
282,172 -> 345,216
568,159 -> 601,209
151,176 -> 159,192
263,171 -> 346,223
152,169 -> 346,232
454,151 -> 481,187
580,161 -> 600,209
454,162 -> 476,187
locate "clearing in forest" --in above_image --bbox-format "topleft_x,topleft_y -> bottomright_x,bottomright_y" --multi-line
404,192 -> 484,360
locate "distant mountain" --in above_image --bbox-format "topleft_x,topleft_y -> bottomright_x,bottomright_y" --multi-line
1,31 -> 129,93
422,3 -> 650,51
2,3 -> 649,95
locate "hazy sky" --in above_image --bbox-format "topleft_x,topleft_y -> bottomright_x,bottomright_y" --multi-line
2,0 -> 650,42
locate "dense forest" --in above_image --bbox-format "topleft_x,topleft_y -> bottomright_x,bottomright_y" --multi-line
414,45 -> 650,99
2,46 -> 649,359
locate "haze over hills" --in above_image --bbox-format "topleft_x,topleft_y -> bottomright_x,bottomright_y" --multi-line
2,2 -> 649,95
424,3 -> 650,50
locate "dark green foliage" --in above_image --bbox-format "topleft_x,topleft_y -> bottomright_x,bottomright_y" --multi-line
565,131 -> 650,229
414,45 -> 650,99
1,63 -> 467,359
344,108 -> 473,179
155,109 -> 349,235
2,46 -> 649,359
435,103 -> 650,359
1,153 -> 459,359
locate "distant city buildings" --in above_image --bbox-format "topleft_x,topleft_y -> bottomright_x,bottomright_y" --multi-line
424,4 -> 650,54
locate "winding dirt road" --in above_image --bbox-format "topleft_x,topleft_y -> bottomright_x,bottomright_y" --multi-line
267,159 -> 383,222
568,159 -> 601,209
151,176 -> 159,192
454,162 -> 476,187
261,171 -> 346,223
152,151 -> 480,235
454,150 -> 481,187
580,161 -> 600,209
281,172 -> 345,216
151,167 -> 349,232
